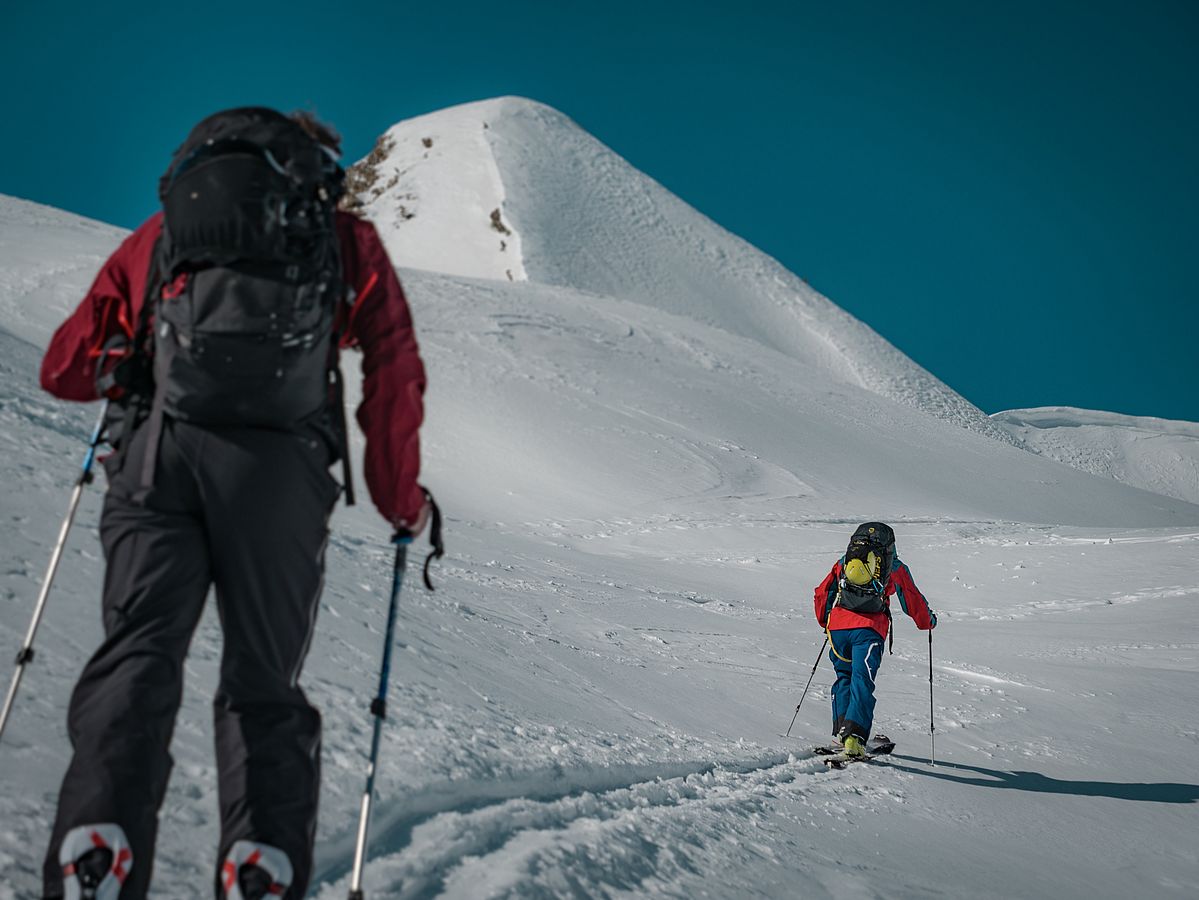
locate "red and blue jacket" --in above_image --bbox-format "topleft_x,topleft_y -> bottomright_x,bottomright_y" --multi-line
814,558 -> 935,641
39,211 -> 426,528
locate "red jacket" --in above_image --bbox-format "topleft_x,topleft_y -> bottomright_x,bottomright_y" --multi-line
39,211 -> 426,526
813,558 -> 934,641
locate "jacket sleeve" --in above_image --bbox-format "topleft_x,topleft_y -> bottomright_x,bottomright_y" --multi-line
813,562 -> 841,626
40,215 -> 161,401
888,560 -> 935,630
340,215 -> 426,527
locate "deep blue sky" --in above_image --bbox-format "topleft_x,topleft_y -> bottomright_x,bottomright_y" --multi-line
4,1 -> 1196,421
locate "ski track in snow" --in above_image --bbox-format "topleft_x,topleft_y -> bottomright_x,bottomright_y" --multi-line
312,752 -> 810,898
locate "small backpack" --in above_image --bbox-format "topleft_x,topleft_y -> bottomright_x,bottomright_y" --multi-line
150,107 -> 346,429
836,522 -> 896,614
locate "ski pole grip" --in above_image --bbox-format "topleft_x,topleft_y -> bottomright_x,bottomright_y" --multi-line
391,530 -> 414,545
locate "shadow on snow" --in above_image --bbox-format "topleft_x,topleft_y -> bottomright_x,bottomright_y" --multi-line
888,755 -> 1198,804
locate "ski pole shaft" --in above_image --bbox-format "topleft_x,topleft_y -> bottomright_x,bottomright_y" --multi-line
928,629 -> 935,766
786,636 -> 828,737
0,401 -> 107,746
348,538 -> 410,900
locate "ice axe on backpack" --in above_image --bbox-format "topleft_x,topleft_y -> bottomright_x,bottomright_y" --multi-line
0,401 -> 109,746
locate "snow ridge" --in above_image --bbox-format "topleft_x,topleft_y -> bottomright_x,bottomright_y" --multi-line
993,406 -> 1199,505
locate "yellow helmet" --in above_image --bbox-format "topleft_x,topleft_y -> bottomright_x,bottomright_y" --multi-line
844,557 -> 872,586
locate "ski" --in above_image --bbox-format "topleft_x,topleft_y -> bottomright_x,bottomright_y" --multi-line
811,734 -> 894,755
824,754 -> 875,769
814,735 -> 895,767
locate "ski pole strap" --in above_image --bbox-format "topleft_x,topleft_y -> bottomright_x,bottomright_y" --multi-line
391,489 -> 444,590
421,490 -> 444,591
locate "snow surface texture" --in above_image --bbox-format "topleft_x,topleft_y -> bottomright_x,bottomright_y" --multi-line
1,97 -> 1198,900
993,407 -> 1199,506
0,195 -> 126,347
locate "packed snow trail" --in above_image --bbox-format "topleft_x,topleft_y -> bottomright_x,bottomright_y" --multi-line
313,751 -> 804,897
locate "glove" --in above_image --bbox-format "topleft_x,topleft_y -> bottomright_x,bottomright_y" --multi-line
393,497 -> 432,540
929,612 -> 938,630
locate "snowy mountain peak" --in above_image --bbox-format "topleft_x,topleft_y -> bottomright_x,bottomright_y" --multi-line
344,97 -> 530,283
349,98 -> 1014,442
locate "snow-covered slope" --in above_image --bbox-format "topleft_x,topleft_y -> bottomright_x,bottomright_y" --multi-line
993,406 -> 1199,506
348,97 -> 1014,443
0,195 -> 126,347
398,270 -> 1199,530
2,113 -> 1198,900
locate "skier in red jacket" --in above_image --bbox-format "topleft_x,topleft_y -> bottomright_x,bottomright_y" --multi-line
813,523 -> 936,757
39,109 -> 428,900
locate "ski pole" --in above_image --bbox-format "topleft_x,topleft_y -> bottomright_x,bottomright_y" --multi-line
785,636 -> 828,738
0,401 -> 108,746
348,534 -> 411,900
928,628 -> 936,766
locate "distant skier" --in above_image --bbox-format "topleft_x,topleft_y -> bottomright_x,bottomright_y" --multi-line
813,522 -> 936,757
37,108 -> 429,899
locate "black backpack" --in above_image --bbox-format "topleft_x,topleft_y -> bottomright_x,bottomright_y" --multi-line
151,107 -> 346,429
836,522 -> 896,614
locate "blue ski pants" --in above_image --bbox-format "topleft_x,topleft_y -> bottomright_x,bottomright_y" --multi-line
829,627 -> 884,740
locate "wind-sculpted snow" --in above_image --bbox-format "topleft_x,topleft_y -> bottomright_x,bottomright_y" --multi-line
993,406 -> 1199,505
3,177 -> 1199,898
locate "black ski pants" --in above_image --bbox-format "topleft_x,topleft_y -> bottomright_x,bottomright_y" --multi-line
43,417 -> 339,899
